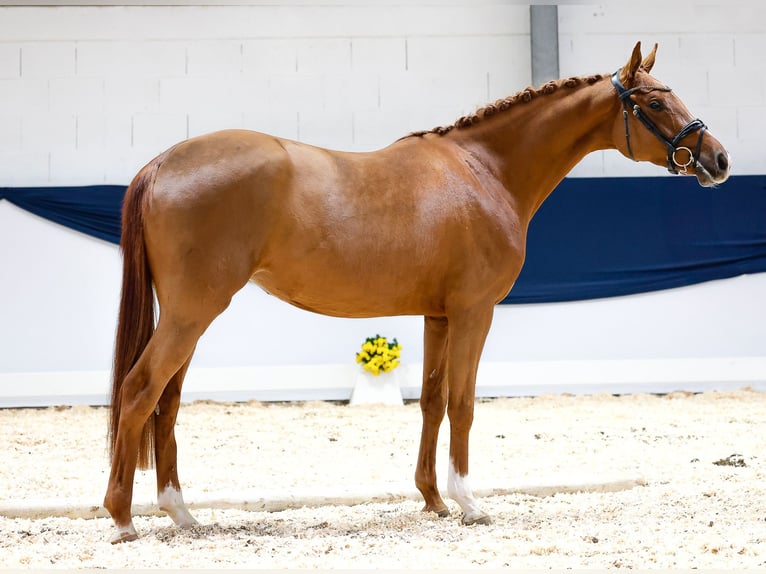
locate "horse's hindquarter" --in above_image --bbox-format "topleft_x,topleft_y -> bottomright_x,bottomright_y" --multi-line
145,130 -> 525,318
144,130 -> 299,308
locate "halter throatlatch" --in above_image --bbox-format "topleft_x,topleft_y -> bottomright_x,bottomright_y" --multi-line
611,69 -> 707,175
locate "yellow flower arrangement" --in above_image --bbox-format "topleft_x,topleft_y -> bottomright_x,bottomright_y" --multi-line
355,335 -> 402,376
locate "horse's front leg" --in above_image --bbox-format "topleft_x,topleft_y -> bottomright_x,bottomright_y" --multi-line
155,356 -> 198,529
445,306 -> 494,525
415,316 -> 450,517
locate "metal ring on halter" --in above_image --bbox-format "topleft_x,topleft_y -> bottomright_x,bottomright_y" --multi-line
672,146 -> 694,174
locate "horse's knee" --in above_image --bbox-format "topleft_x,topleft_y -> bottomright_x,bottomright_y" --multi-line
447,395 -> 475,431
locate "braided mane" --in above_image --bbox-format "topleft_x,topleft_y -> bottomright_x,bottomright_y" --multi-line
406,73 -> 605,138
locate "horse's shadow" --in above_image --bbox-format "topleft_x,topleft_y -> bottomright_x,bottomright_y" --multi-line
146,506 -> 466,543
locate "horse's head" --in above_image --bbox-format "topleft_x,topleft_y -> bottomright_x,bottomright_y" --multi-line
611,42 -> 730,187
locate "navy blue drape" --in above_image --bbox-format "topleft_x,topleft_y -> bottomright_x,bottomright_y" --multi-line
2,175 -> 765,303
0,185 -> 124,245
506,175 -> 766,303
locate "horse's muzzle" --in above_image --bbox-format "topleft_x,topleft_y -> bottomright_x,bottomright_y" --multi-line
695,149 -> 731,187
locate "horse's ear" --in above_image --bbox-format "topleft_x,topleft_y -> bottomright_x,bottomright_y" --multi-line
620,41 -> 643,87
641,43 -> 658,73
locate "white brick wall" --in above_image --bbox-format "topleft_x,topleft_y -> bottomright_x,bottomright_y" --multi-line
0,4 -> 529,185
0,3 -> 762,186
0,44 -> 20,78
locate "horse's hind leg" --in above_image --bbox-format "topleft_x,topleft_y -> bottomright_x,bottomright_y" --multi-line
105,309 -> 224,543
155,355 -> 197,528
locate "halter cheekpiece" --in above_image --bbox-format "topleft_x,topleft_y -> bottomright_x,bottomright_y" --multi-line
611,69 -> 707,175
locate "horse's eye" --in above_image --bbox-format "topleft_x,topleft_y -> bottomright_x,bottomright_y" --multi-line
649,100 -> 663,111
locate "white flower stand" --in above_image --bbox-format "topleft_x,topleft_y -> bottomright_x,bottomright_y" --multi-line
349,370 -> 404,406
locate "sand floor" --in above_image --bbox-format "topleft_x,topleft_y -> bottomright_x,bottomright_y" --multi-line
1,389 -> 766,568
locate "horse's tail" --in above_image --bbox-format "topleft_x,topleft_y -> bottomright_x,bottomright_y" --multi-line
108,152 -> 168,470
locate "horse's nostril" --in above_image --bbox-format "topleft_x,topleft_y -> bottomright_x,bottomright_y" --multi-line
716,151 -> 729,172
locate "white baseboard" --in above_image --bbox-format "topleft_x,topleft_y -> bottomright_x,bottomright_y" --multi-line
1,357 -> 765,408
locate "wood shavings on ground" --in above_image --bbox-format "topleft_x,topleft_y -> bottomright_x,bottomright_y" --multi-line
1,389 -> 766,568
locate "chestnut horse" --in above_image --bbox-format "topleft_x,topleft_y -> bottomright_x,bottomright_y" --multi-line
104,42 -> 730,542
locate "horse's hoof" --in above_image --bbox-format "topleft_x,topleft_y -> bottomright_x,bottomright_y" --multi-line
110,524 -> 138,544
160,506 -> 198,529
422,503 -> 450,518
179,517 -> 199,529
462,512 -> 492,526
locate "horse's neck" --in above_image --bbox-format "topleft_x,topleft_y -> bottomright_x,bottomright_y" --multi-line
451,78 -> 618,220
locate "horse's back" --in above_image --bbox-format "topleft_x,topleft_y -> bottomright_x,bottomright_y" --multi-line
152,129 -> 291,198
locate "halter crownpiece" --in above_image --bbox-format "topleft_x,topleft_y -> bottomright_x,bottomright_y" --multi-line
611,69 -> 707,175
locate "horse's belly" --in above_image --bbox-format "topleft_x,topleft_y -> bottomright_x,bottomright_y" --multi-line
250,266 -> 435,319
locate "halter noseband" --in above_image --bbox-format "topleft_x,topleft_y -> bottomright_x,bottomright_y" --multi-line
611,69 -> 707,175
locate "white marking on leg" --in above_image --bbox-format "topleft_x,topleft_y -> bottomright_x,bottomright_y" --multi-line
158,483 -> 198,528
110,521 -> 138,544
447,459 -> 490,524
